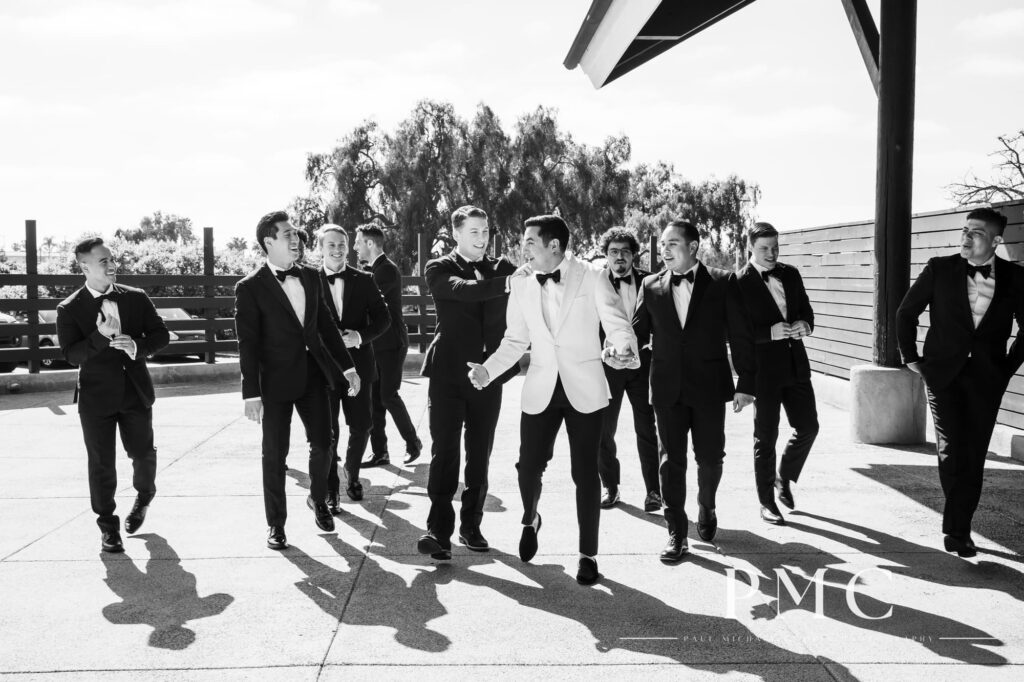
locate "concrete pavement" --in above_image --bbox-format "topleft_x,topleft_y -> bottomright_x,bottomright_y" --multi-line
1,375 -> 1023,680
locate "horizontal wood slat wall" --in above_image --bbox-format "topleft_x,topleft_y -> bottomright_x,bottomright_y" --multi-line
777,201 -> 1024,430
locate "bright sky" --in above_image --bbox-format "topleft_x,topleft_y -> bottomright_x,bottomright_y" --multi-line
2,0 -> 1022,248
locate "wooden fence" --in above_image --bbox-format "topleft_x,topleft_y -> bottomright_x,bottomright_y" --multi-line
776,200 -> 1024,431
0,222 -> 436,373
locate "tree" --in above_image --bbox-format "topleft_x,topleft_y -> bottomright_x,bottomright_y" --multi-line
226,237 -> 247,251
948,130 -> 1024,204
115,211 -> 196,243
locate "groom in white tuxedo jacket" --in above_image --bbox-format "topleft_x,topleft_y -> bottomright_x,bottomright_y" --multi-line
468,215 -> 638,586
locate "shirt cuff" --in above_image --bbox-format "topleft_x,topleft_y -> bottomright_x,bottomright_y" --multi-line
244,397 -> 261,403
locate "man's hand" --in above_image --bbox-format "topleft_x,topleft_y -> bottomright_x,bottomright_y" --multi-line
96,312 -> 120,338
344,369 -> 361,396
244,398 -> 264,424
906,361 -> 922,375
342,330 -> 361,348
511,263 -> 533,279
467,362 -> 490,390
109,334 -> 137,360
733,392 -> 755,413
770,322 -> 790,341
788,320 -> 811,338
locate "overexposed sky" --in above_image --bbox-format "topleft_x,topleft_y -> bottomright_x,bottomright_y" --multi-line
1,0 -> 1022,247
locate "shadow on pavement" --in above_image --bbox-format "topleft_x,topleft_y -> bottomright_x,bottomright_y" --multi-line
100,533 -> 234,650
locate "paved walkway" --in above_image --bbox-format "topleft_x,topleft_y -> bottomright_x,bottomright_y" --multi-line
2,376 -> 1023,680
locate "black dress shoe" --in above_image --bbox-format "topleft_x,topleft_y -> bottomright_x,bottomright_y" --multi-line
660,534 -> 688,563
417,533 -> 451,560
124,497 -> 150,534
404,438 -> 423,465
101,529 -> 124,553
760,503 -> 786,525
697,505 -> 718,542
944,534 -> 977,558
600,487 -> 620,509
577,557 -> 600,586
519,513 -> 541,562
776,478 -> 795,510
267,526 -> 288,550
363,451 -> 390,468
458,527 -> 489,552
307,496 -> 335,532
643,491 -> 663,514
345,469 -> 364,501
326,491 -> 342,515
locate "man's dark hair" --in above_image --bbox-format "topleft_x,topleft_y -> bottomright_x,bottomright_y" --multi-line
966,207 -> 1008,235
74,237 -> 104,260
356,223 -> 386,248
451,205 -> 488,230
600,227 -> 640,255
748,221 -> 780,245
256,210 -> 289,254
524,215 -> 571,252
666,219 -> 700,244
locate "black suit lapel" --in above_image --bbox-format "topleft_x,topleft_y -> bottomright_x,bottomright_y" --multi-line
319,270 -> 342,323
975,257 -> 1010,332
741,264 -> 782,323
657,270 -> 684,334
300,268 -> 317,332
779,265 -> 799,323
258,265 -> 303,329
951,258 -> 975,330
683,264 -> 710,330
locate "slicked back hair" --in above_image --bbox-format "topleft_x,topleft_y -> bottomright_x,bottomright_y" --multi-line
356,224 -> 386,249
966,207 -> 1008,235
748,221 -> 780,245
666,219 -> 700,244
451,205 -> 488,230
524,215 -> 570,253
256,210 -> 289,254
599,227 -> 640,255
74,237 -> 105,261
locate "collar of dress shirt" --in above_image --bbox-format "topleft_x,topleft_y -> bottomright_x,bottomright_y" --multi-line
266,259 -> 298,276
671,261 -> 700,279
323,263 -> 347,276
748,260 -> 776,276
537,253 -> 572,279
85,283 -> 114,298
454,248 -> 483,265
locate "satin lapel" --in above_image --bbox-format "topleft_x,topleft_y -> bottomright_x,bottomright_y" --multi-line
953,258 -> 975,330
779,265 -> 798,323
975,257 -> 1009,332
258,265 -> 302,329
554,258 -> 585,334
741,264 -> 779,322
658,270 -> 684,334
340,272 -> 355,319
319,270 -> 341,323
683,264 -> 710,330
529,276 -> 555,342
300,268 -> 316,332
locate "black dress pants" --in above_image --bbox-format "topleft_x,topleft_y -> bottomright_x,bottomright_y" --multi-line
261,355 -> 332,526
599,365 -> 662,494
326,381 -> 373,494
752,377 -> 818,504
654,399 -> 726,535
425,376 -> 503,541
79,374 -> 157,532
927,358 -> 1007,539
369,345 -> 418,455
518,378 -> 604,557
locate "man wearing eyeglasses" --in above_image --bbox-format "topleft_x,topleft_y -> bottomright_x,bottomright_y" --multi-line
897,207 -> 1024,558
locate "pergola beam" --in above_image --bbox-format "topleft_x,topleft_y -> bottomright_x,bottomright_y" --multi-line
840,0 -> 880,96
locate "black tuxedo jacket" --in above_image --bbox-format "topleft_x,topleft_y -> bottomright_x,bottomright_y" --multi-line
421,251 -> 520,385
319,266 -> 391,385
234,264 -> 354,402
603,267 -> 653,373
896,254 -> 1024,391
633,263 -> 755,406
368,254 -> 409,351
57,284 -> 170,416
735,262 -> 814,392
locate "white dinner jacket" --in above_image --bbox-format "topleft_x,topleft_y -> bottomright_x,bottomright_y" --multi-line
483,254 -> 637,415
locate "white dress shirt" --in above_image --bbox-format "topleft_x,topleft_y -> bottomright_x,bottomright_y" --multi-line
323,263 -> 346,319
267,260 -> 305,326
749,260 -> 788,319
537,256 -> 571,334
86,284 -> 137,360
611,269 -> 638,317
670,263 -> 700,329
966,256 -> 996,328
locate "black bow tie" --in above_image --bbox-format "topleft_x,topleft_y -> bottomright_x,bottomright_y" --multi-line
275,266 -> 302,282
612,274 -> 632,291
536,270 -> 561,286
966,263 -> 991,280
670,271 -> 695,287
325,269 -> 350,285
95,291 -> 118,303
761,268 -> 783,283
466,259 -> 490,277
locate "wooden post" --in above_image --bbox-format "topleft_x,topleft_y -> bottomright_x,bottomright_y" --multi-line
203,227 -> 216,364
25,219 -> 40,374
872,0 -> 917,367
417,232 -> 428,353
648,234 -> 659,272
